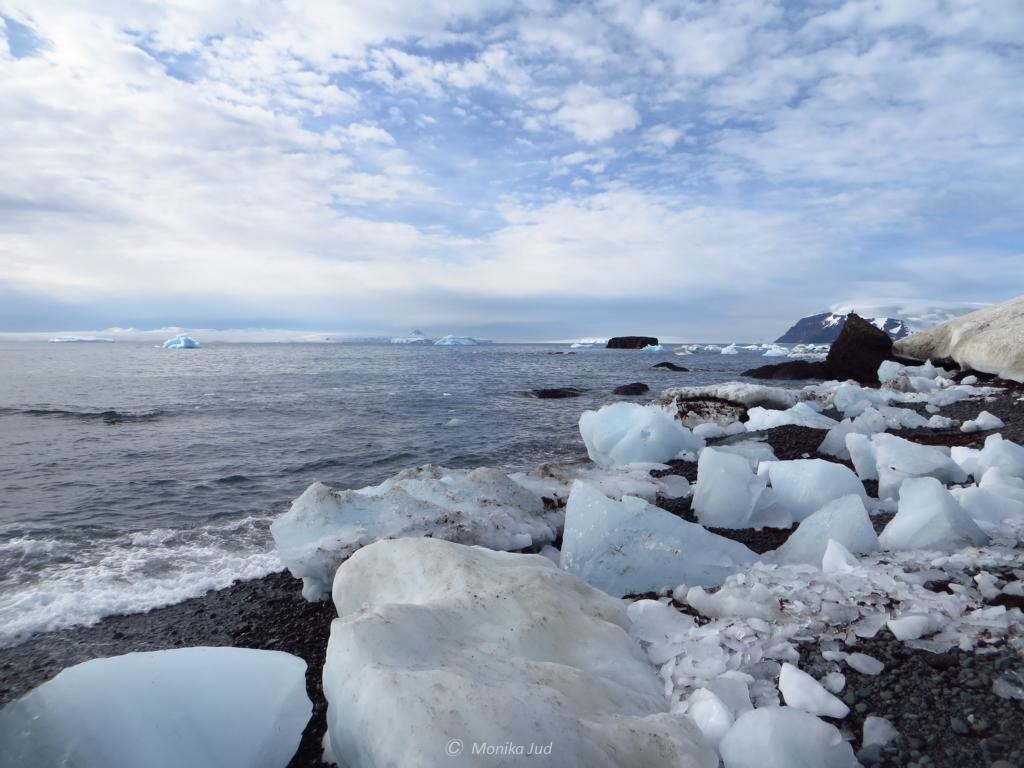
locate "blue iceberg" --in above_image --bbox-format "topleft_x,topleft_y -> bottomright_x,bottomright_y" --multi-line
162,333 -> 201,349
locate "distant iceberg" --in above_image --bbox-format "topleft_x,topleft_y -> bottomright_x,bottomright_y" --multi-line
640,344 -> 665,352
434,335 -> 477,346
162,333 -> 201,349
49,336 -> 114,343
390,336 -> 433,345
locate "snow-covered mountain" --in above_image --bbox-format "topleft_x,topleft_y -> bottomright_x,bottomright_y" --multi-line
776,312 -> 911,343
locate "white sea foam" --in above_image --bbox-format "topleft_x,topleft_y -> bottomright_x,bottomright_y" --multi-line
0,517 -> 282,648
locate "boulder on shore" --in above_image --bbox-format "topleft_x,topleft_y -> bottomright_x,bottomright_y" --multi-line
894,295 -> 1024,382
607,336 -> 659,349
745,313 -> 909,384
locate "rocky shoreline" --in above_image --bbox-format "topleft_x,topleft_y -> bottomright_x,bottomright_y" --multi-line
2,384 -> 1023,767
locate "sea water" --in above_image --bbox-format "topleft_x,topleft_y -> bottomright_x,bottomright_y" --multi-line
0,340 -> 767,645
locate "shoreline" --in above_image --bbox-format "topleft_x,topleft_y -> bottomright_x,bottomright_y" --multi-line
2,384 -> 1023,767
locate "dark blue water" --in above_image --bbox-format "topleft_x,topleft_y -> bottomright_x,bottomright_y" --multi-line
0,341 -> 762,645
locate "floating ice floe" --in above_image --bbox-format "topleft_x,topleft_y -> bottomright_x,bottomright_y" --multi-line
760,344 -> 788,357
721,344 -> 739,355
49,336 -> 114,343
0,647 -> 310,768
271,465 -> 561,600
434,334 -> 477,345
560,481 -> 757,597
161,333 -> 200,349
642,343 -> 666,352
579,402 -> 704,469
323,538 -> 717,768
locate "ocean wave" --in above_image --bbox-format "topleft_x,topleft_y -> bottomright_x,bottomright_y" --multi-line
0,516 -> 282,648
0,406 -> 165,424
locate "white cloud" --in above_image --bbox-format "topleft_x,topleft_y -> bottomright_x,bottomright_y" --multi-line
550,84 -> 640,142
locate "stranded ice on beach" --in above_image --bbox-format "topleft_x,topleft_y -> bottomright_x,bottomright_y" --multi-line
5,298 -> 1024,767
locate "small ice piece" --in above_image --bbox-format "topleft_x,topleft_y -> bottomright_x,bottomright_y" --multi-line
161,333 -> 200,349
961,411 -> 1006,433
872,433 -> 968,499
877,360 -> 905,384
627,599 -> 696,665
822,671 -> 846,694
819,407 -> 889,460
721,344 -> 740,355
686,584 -> 781,621
778,663 -> 850,718
719,707 -> 859,768
993,670 -> 1024,701
766,460 -> 867,523
773,495 -> 878,566
863,716 -> 899,748
561,481 -> 757,597
887,613 -> 933,641
961,375 -> 979,385
686,688 -> 734,747
579,402 -> 704,469
761,344 -> 788,357
879,477 -> 988,552
821,539 -> 861,573
641,344 -> 665,352
746,403 -> 838,431
707,671 -> 754,717
657,474 -> 691,498
845,652 -> 884,675
927,414 -> 956,429
0,648 -> 311,768
714,439 -> 779,471
846,433 -> 878,481
692,447 -> 769,529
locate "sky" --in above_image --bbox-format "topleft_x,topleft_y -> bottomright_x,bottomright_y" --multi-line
0,0 -> 1022,341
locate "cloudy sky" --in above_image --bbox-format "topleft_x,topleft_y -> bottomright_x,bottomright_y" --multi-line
1,1 -> 1022,340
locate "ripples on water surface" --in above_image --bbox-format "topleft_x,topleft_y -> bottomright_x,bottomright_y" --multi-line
0,340 -> 766,644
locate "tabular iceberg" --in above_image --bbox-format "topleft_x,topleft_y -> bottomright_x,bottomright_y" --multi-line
434,334 -> 477,345
323,538 -> 718,768
0,647 -> 310,768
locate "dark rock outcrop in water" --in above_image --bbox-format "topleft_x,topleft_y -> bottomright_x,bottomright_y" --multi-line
653,362 -> 688,372
606,336 -> 658,349
531,387 -> 584,399
777,312 -> 911,343
746,313 -> 911,384
742,360 -> 830,380
613,382 -> 650,396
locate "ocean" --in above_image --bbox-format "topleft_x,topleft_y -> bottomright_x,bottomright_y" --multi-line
0,340 -> 765,646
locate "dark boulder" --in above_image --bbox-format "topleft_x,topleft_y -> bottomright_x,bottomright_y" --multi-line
613,382 -> 650,396
531,387 -> 584,399
744,360 -> 829,380
606,336 -> 658,349
825,312 -> 904,384
668,396 -> 748,426
653,362 -> 688,372
745,313 -> 911,384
